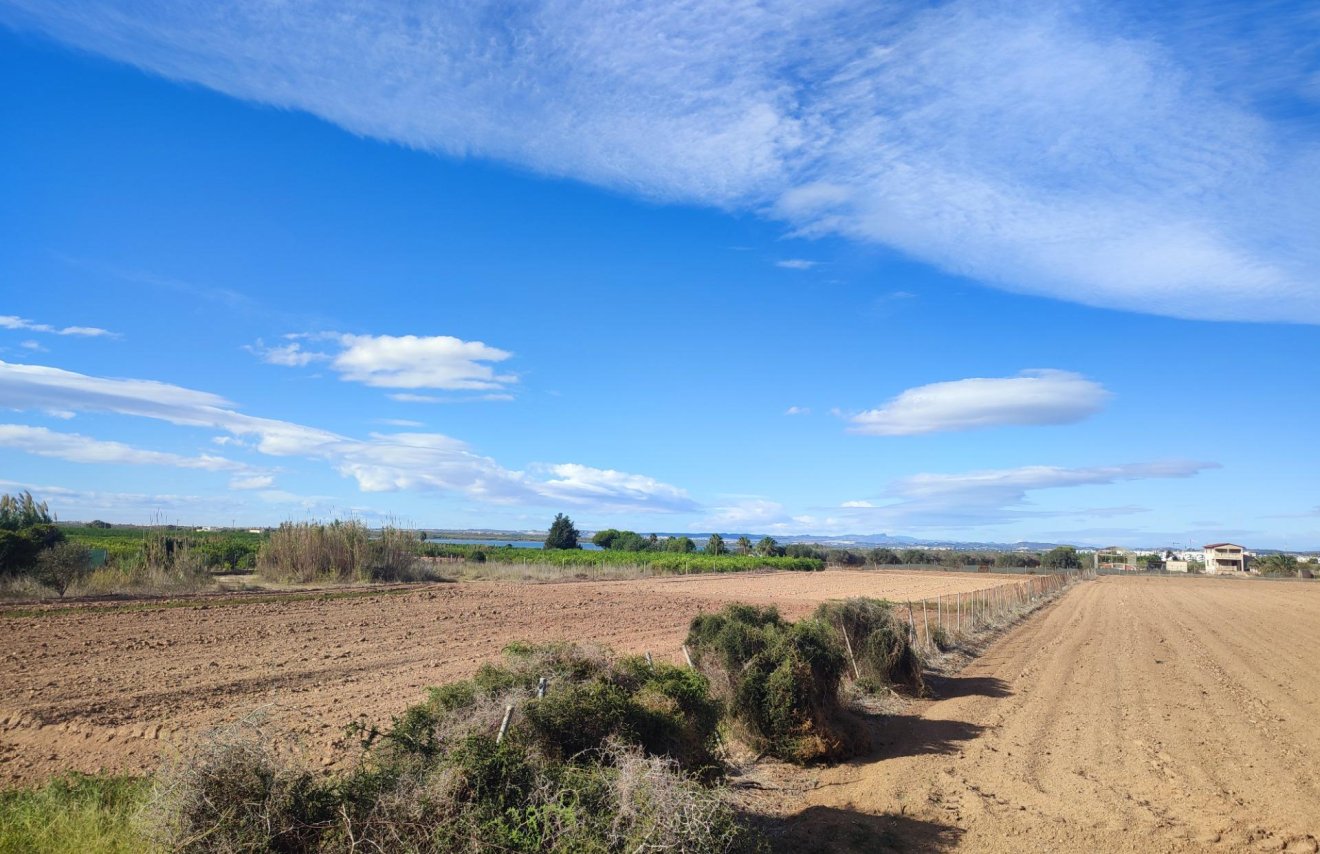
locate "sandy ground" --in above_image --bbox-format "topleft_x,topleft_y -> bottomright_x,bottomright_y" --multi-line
786,575 -> 1320,853
0,569 -> 1019,786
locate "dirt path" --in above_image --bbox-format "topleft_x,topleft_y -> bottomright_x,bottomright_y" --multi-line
0,569 -> 1020,786
788,576 -> 1320,853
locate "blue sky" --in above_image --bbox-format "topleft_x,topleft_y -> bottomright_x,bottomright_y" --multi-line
1,1 -> 1318,548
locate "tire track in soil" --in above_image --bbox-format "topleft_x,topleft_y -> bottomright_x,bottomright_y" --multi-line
787,576 -> 1320,853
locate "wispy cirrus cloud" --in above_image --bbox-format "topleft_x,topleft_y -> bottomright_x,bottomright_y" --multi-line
3,1 -> 1317,321
849,370 -> 1111,436
840,460 -> 1216,530
0,360 -> 689,513
0,314 -> 116,338
0,423 -> 253,471
249,333 -> 516,392
775,259 -> 818,270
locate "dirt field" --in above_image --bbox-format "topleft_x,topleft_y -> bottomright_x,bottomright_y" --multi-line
0,569 -> 1019,786
789,575 -> 1320,853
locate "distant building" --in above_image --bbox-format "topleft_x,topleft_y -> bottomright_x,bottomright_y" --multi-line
1095,546 -> 1138,571
1203,543 -> 1248,574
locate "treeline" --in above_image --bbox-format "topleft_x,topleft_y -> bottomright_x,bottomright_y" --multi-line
419,543 -> 824,574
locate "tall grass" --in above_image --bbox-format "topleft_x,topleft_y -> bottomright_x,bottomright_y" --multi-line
258,521 -> 422,583
0,774 -> 149,854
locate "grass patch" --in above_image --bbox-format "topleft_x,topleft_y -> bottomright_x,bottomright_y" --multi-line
0,773 -> 150,854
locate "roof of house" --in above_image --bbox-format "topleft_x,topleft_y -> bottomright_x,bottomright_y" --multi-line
1203,542 -> 1244,549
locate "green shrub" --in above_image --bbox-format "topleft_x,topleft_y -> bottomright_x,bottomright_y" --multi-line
813,598 -> 925,696
146,643 -> 757,853
686,605 -> 863,763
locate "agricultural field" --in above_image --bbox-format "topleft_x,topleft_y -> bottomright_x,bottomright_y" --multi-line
0,568 -> 1021,786
787,575 -> 1320,852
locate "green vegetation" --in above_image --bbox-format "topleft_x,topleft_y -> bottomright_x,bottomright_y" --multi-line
1255,554 -> 1300,577
420,543 -> 823,573
259,521 -> 423,583
144,642 -> 758,853
686,599 -> 923,764
0,773 -> 149,854
544,513 -> 580,550
1041,545 -> 1083,569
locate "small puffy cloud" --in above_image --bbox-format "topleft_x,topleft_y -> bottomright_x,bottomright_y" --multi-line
253,333 -> 516,393
841,499 -> 873,508
19,340 -> 47,352
374,418 -> 424,427
334,334 -> 514,390
784,406 -> 810,415
849,370 -> 1111,436
0,315 -> 116,338
775,259 -> 818,270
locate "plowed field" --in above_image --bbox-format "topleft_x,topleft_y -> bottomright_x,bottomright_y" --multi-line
789,575 -> 1320,853
0,569 -> 1020,786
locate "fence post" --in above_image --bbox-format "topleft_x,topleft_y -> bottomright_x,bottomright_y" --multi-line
920,599 -> 931,648
682,644 -> 694,668
956,591 -> 962,634
840,621 -> 861,680
496,704 -> 514,744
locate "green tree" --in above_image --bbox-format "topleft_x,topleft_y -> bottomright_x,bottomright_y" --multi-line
868,547 -> 901,565
1255,554 -> 1299,577
706,533 -> 726,555
1041,545 -> 1082,569
36,541 -> 92,597
664,536 -> 696,553
735,536 -> 752,555
756,537 -> 781,557
591,528 -> 623,549
543,513 -> 580,550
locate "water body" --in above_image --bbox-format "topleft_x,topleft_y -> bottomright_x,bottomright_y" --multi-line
426,538 -> 603,551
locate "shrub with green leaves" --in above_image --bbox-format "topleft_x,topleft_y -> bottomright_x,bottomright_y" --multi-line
813,598 -> 925,696
686,605 -> 864,763
146,642 -> 757,853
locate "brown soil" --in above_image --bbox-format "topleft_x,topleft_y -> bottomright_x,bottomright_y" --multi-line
784,575 -> 1320,853
0,569 -> 1019,786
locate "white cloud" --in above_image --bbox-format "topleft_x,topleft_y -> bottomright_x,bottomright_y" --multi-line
229,474 -> 275,490
252,333 -> 516,392
245,339 -> 327,367
0,423 -> 251,471
849,369 -> 1111,436
0,314 -> 116,337
837,460 -> 1219,530
775,259 -> 818,270
784,405 -> 810,415
704,498 -> 790,529
388,393 -> 443,403
4,2 -> 1318,321
19,340 -> 46,352
533,463 -> 698,513
332,334 -> 514,390
0,360 -> 689,513
374,418 -> 424,428
841,500 -> 873,508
